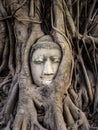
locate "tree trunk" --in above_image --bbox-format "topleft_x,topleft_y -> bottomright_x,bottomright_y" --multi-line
0,0 -> 98,130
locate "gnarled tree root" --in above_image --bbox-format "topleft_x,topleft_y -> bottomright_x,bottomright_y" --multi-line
0,80 -> 18,127
63,94 -> 90,130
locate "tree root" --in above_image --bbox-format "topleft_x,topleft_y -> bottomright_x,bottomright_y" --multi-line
79,51 -> 93,102
7,20 -> 15,76
0,39 -> 9,74
0,81 -> 18,126
94,77 -> 98,112
63,94 -> 90,130
63,0 -> 76,37
13,83 -> 47,130
14,19 -> 29,74
69,80 -> 89,110
0,73 -> 12,89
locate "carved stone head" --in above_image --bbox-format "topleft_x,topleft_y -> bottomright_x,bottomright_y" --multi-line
30,35 -> 62,86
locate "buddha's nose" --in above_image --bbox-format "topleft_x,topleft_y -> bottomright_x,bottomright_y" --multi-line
43,58 -> 54,75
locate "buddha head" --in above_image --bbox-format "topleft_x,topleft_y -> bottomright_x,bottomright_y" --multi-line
30,35 -> 62,86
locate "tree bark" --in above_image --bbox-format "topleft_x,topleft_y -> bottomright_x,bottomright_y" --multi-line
0,0 -> 98,130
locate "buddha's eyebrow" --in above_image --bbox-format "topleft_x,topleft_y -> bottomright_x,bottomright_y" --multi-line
32,55 -> 43,60
50,56 -> 61,59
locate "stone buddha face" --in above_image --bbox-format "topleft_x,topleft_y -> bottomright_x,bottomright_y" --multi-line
30,35 -> 61,86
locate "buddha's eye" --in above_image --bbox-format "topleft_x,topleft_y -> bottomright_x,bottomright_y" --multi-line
33,58 -> 44,64
50,57 -> 60,63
